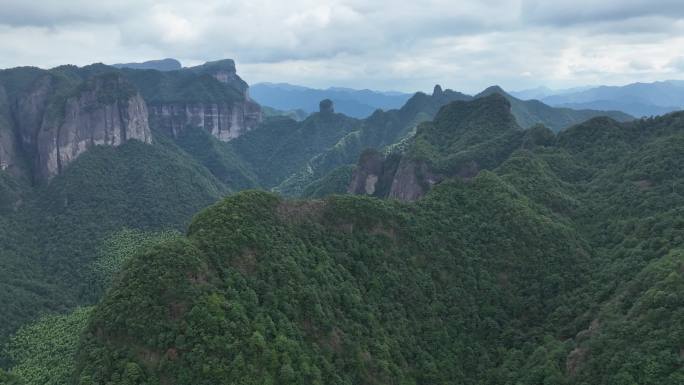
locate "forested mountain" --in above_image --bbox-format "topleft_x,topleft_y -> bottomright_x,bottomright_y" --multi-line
22,94 -> 679,385
475,86 -> 633,132
277,86 -> 631,197
0,59 -> 680,385
0,60 -> 263,363
274,86 -> 473,196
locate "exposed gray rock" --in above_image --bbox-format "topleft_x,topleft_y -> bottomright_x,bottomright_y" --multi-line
348,150 -> 384,195
319,99 -> 334,114
0,84 -> 16,173
388,160 -> 441,201
148,99 -> 261,141
433,84 -> 443,97
15,75 -> 52,148
348,151 -> 447,202
145,59 -> 262,141
20,74 -> 152,180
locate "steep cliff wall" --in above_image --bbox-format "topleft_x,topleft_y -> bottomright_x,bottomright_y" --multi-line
348,95 -> 524,201
129,59 -> 262,142
387,159 -> 437,201
37,75 -> 151,179
348,152 -> 440,201
11,73 -> 152,181
148,100 -> 261,141
0,84 -> 20,175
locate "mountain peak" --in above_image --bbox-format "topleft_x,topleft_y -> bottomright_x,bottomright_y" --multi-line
319,98 -> 334,114
475,85 -> 509,98
433,84 -> 444,97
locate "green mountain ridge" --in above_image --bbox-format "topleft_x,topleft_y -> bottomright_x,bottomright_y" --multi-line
270,85 -> 634,197
0,135 -> 227,362
4,94 -> 678,384
475,85 -> 633,132
0,60 -> 680,385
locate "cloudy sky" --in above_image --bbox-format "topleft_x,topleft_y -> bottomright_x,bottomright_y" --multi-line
1,0 -> 683,93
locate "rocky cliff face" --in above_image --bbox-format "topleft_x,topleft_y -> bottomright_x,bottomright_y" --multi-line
145,59 -> 262,142
348,150 -> 385,195
348,152 -> 442,201
0,84 -> 20,175
0,59 -> 261,182
348,94 -> 524,202
39,76 -> 151,179
387,159 -> 438,201
148,100 -> 260,142
8,73 -> 152,181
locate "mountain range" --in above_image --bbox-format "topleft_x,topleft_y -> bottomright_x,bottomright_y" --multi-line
0,58 -> 682,385
514,80 -> 684,117
249,82 -> 414,118
113,59 -> 683,120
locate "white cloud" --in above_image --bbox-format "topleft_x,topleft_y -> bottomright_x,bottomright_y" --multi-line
0,0 -> 683,93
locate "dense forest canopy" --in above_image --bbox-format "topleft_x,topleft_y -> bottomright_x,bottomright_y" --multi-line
0,62 -> 682,385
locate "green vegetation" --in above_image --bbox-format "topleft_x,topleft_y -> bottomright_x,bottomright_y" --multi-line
300,165 -> 354,198
231,112 -> 360,188
120,69 -> 244,104
0,62 -> 681,384
0,137 -> 227,363
260,106 -> 309,121
476,85 -> 633,132
74,180 -> 592,384
5,307 -> 94,385
1,229 -> 182,385
71,102 -> 684,384
88,229 -> 182,298
173,128 -> 259,191
274,89 -> 472,195
408,94 -> 524,173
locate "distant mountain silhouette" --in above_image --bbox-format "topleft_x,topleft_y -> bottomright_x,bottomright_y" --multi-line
249,82 -> 412,118
538,80 -> 684,117
475,85 -> 632,132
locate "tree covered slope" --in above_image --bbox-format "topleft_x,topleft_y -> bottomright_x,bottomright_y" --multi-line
64,105 -> 683,384
0,136 -> 227,361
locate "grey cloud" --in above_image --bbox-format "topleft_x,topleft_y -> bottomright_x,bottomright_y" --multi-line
522,0 -> 684,26
0,0 -> 144,26
669,57 -> 684,71
0,0 -> 683,93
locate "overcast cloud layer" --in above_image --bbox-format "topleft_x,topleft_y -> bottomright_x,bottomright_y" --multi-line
0,0 -> 683,93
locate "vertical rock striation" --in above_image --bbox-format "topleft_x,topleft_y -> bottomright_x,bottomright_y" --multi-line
148,101 -> 260,142
12,73 -> 152,181
0,84 -> 19,174
145,59 -> 262,142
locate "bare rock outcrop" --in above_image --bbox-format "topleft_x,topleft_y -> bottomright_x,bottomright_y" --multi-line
348,150 -> 385,196
388,160 -> 437,201
0,84 -> 21,175
147,59 -> 261,141
149,101 -> 260,142
18,73 -> 152,180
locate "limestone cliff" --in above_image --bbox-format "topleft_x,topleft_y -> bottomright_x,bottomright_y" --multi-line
348,94 -> 525,201
347,150 -> 384,196
0,84 -> 20,175
148,101 -> 260,141
141,59 -> 262,141
387,159 -> 438,201
348,151 -> 441,201
0,59 -> 260,182
12,73 -> 152,181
